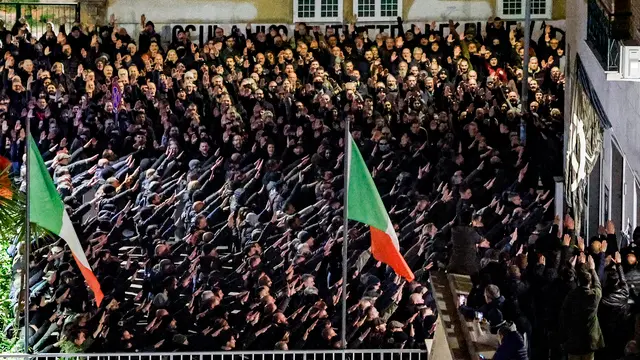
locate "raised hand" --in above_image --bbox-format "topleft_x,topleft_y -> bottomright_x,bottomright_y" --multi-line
484,177 -> 495,189
538,254 -> 546,266
563,234 -> 571,247
606,220 -> 615,234
614,251 -> 622,264
256,324 -> 271,336
518,163 -> 529,182
442,189 -> 453,202
565,214 -> 575,230
359,326 -> 372,341
578,252 -> 586,264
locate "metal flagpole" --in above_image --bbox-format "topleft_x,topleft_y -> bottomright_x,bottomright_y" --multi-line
24,110 -> 31,353
341,117 -> 350,349
521,0 -> 532,106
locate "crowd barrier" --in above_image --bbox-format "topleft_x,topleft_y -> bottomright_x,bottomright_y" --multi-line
0,349 -> 427,360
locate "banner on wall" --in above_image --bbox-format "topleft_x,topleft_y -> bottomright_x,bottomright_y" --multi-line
168,20 -> 564,47
565,56 -> 608,235
116,19 -> 565,48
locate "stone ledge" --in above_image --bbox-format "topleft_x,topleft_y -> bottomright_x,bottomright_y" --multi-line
79,0 -> 107,4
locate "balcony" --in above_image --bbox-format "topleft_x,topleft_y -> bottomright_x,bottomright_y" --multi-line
586,0 -> 633,72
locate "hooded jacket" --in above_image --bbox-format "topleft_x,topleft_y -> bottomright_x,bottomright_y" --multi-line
494,329 -> 528,360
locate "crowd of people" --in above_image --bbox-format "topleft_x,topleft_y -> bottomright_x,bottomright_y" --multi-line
0,10 -> 627,360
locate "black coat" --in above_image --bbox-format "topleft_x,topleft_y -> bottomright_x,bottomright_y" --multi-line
560,268 -> 605,355
447,226 -> 480,276
625,267 -> 640,297
599,264 -> 632,360
493,330 -> 528,360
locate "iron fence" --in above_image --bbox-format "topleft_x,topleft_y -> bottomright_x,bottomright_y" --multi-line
586,0 -> 633,72
0,349 -> 427,360
0,2 -> 79,40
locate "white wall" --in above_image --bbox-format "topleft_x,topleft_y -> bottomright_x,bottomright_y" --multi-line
567,0 -> 640,175
406,1 -> 492,21
566,0 -> 640,228
625,160 -> 636,232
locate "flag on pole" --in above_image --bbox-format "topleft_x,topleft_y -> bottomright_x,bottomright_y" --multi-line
112,79 -> 122,109
112,78 -> 122,123
27,136 -> 104,306
0,156 -> 12,199
346,134 -> 415,282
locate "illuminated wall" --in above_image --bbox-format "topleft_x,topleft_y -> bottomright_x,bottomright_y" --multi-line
106,0 -> 565,27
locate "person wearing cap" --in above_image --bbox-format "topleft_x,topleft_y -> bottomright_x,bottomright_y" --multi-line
168,29 -> 191,53
494,324 -> 528,360
460,284 -> 506,335
383,320 -> 411,349
68,25 -> 89,51
138,15 -> 161,54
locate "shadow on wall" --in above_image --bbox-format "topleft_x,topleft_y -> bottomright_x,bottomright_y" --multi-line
407,0 -> 494,21
108,0 -> 563,24
107,0 -> 291,24
108,0 -> 501,25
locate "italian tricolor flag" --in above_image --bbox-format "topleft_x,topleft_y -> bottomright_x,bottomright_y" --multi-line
28,137 -> 104,306
346,134 -> 415,282
0,155 -> 12,199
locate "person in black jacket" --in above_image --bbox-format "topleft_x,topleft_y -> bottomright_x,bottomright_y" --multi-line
598,252 -> 633,360
560,255 -> 605,360
138,15 -> 162,54
494,324 -> 528,360
447,210 -> 481,276
461,284 -> 506,334
2,12 -> 570,354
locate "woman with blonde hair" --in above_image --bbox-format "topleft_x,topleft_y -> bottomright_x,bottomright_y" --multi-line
17,59 -> 34,88
163,49 -> 178,75
51,62 -> 64,75
84,80 -> 103,103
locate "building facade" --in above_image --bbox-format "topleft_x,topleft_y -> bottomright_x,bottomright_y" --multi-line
565,0 -> 640,242
105,0 -> 565,28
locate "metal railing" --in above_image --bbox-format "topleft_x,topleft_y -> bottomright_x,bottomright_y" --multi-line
0,2 -> 80,40
586,0 -> 633,72
0,349 -> 427,360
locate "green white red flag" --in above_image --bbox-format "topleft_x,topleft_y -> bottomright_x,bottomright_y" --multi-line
28,136 -> 104,306
0,155 -> 11,199
346,134 -> 415,282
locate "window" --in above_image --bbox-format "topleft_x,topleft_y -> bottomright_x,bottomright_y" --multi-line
497,0 -> 552,19
353,0 -> 401,21
294,0 -> 342,23
380,0 -> 399,17
587,155 -> 601,240
357,0 -> 376,18
633,181 -> 640,229
612,141 -> 624,233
